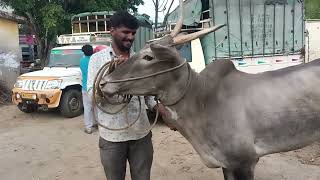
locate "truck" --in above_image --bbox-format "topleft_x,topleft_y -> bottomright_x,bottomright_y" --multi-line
161,0 -> 305,74
11,11 -> 153,117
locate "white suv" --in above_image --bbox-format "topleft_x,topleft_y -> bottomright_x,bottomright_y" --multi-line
12,45 -> 96,118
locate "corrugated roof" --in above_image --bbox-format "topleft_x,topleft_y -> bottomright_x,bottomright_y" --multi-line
135,15 -> 153,28
71,11 -> 115,21
0,11 -> 26,23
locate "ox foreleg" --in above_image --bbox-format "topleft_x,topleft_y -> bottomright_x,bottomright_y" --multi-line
222,160 -> 258,180
222,168 -> 254,180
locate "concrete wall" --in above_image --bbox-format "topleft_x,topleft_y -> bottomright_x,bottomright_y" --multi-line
0,18 -> 21,89
306,20 -> 320,62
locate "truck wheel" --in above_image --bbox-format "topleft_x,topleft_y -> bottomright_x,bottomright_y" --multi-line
60,89 -> 83,118
17,103 -> 36,113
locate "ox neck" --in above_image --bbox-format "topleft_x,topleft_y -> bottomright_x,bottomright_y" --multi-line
159,63 -> 196,106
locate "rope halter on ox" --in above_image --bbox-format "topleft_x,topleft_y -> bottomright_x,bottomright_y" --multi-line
93,56 -> 189,133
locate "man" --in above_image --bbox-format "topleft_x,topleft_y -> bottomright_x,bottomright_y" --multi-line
87,11 -> 157,180
80,44 -> 95,134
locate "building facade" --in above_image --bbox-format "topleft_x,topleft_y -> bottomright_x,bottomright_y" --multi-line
0,11 -> 25,89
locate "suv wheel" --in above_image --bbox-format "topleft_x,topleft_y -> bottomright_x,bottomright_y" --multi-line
60,89 -> 83,118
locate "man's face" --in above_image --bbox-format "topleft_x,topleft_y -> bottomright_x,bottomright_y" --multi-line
111,26 -> 137,52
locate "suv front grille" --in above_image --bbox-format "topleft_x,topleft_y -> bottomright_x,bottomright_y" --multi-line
22,80 -> 48,90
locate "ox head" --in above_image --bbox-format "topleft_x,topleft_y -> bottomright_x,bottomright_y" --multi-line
100,0 -> 225,97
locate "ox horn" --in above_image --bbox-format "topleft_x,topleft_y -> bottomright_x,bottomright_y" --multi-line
173,24 -> 226,45
170,0 -> 184,37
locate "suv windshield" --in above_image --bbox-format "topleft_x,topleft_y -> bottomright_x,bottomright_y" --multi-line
48,49 -> 83,67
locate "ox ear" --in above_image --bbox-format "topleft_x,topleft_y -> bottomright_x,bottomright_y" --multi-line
150,43 -> 181,62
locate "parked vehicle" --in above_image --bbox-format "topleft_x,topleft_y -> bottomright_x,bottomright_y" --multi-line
163,0 -> 305,73
12,45 -> 88,117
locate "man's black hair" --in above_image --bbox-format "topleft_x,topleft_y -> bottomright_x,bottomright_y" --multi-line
82,44 -> 93,56
110,10 -> 139,30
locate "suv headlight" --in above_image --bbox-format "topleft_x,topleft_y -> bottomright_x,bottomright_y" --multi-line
45,79 -> 62,89
14,79 -> 23,88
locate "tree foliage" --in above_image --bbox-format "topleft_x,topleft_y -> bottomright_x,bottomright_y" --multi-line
0,0 -> 144,66
305,0 -> 320,19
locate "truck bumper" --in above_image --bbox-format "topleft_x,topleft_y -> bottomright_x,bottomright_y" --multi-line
12,88 -> 63,108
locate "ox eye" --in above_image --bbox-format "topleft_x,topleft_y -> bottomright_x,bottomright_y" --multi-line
143,55 -> 154,61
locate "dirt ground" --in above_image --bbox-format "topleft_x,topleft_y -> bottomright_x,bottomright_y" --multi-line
1,105 -> 320,180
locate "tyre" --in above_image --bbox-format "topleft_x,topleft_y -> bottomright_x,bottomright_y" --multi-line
60,89 -> 83,118
17,103 -> 36,113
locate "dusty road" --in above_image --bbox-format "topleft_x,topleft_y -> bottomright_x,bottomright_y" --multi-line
1,105 -> 320,180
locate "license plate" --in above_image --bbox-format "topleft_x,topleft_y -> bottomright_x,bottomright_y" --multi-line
21,93 -> 36,100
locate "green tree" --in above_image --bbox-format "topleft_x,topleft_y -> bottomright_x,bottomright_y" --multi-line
0,0 -> 144,66
305,0 -> 320,19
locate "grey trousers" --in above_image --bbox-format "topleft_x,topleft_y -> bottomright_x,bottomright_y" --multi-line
99,132 -> 153,180
82,91 -> 95,129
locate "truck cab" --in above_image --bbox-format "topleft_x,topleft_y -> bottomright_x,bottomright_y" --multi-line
12,45 -> 90,118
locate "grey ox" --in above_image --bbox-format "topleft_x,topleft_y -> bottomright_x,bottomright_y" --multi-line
99,1 -> 320,179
